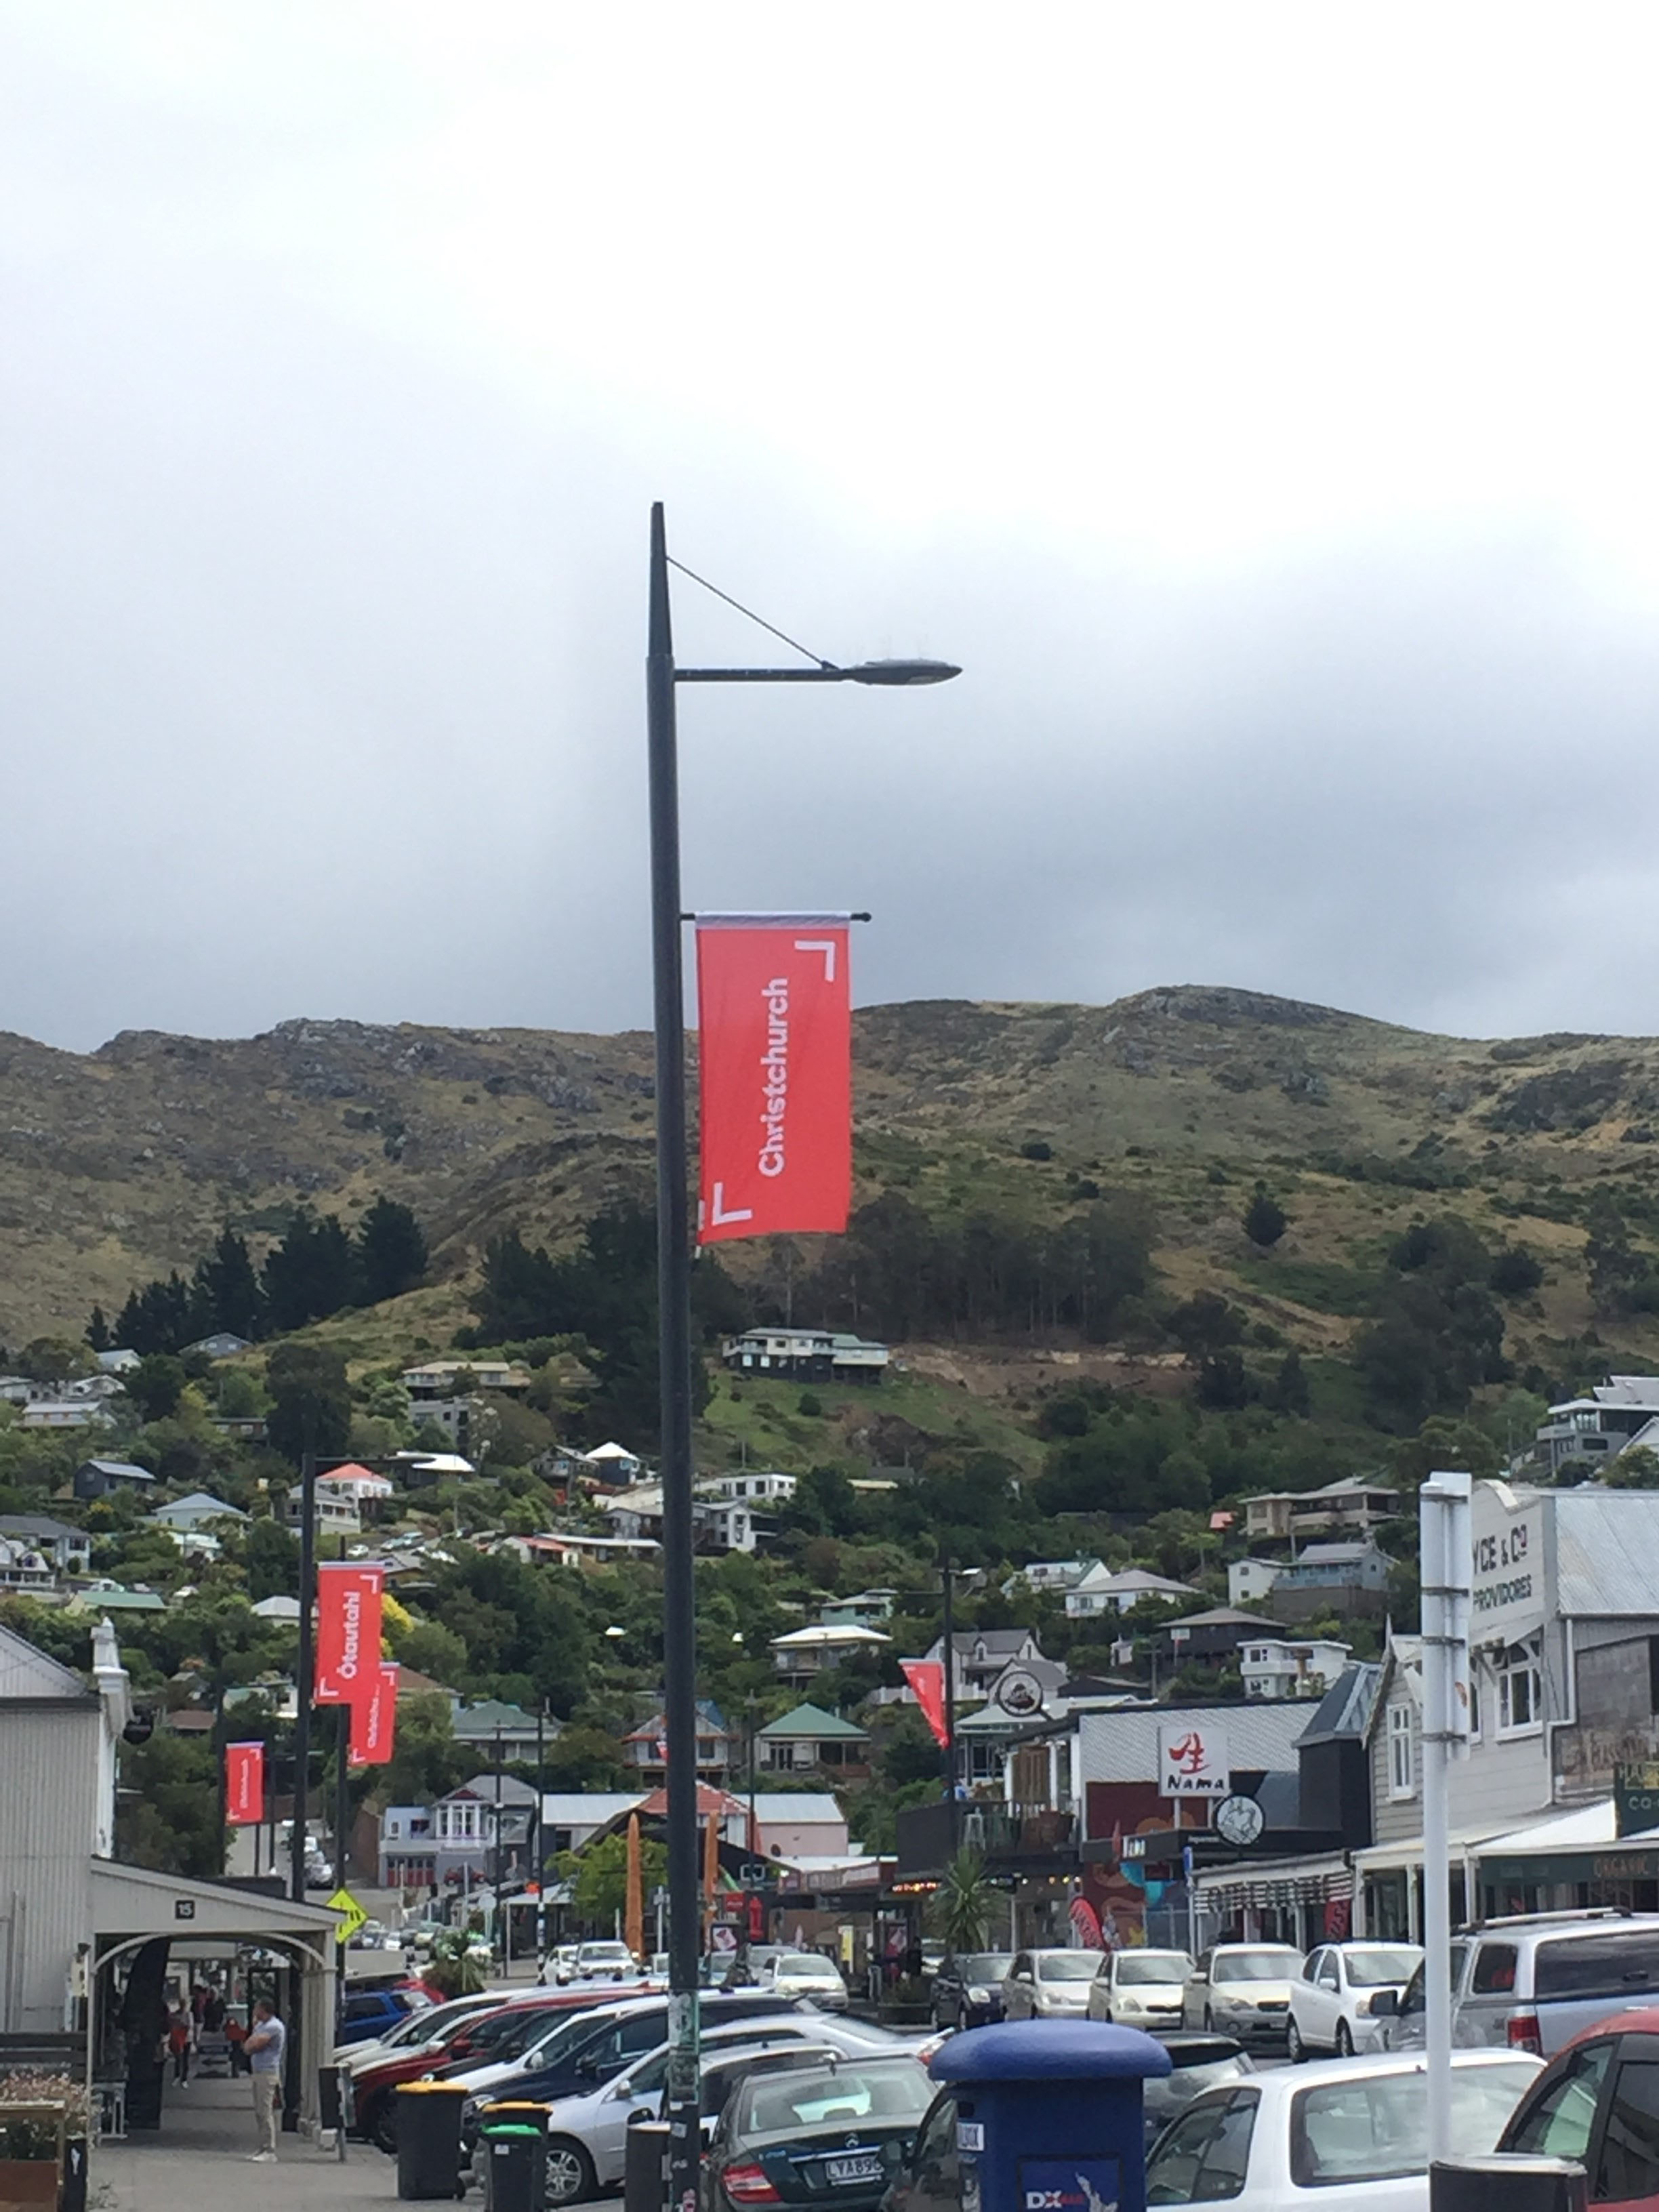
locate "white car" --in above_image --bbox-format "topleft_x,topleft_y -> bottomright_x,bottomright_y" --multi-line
572,1941 -> 638,1979
1183,1944 -> 1304,2047
758,1952 -> 849,2011
1002,1949 -> 1099,2020
1143,2048 -> 1541,2212
332,1992 -> 498,2073
1087,1948 -> 1194,2030
468,2013 -> 916,2204
1288,1942 -> 1423,2062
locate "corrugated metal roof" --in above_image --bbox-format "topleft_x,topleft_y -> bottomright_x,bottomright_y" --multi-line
1297,1660 -> 1382,1745
1076,1700 -> 1312,1783
1555,1490 -> 1659,1615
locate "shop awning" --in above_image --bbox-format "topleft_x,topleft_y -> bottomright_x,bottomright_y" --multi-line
1193,1851 -> 1352,1912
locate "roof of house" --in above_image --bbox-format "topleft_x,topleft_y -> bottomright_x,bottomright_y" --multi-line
1074,1565 -> 1199,1597
392,1666 -> 459,1698
771,1623 -> 891,1649
1075,1699 -> 1314,1784
68,1585 -> 165,1612
452,1699 -> 543,1736
1364,1638 -> 1424,1740
0,1621 -> 92,1703
747,1793 -> 846,1822
1553,1488 -> 1659,1616
585,1441 -> 642,1462
445,1773 -> 540,1805
250,1595 -> 302,1620
78,1459 -> 155,1482
150,1492 -> 249,1521
1165,1607 -> 1270,1631
1282,1540 -> 1385,1568
538,1792 -> 649,1826
1296,1660 -> 1383,1746
624,1698 -> 728,1742
0,1513 -> 83,1541
757,1703 -> 871,1742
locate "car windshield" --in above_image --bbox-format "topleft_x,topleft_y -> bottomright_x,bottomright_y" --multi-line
1212,1952 -> 1296,1984
517,2012 -> 621,2073
1289,2062 -> 1538,2186
1118,1954 -> 1193,1986
739,2064 -> 932,2136
468,2009 -> 551,2057
960,1957 -> 1013,1983
775,1956 -> 838,1977
1341,1948 -> 1421,1988
1038,1954 -> 1099,1981
581,1944 -> 632,1961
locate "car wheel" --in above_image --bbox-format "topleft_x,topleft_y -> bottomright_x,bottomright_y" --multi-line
1286,2018 -> 1305,2064
543,2137 -> 596,2207
367,2096 -> 396,2156
1336,2020 -> 1353,2058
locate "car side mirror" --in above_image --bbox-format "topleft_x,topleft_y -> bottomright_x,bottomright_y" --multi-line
1369,1989 -> 1397,2017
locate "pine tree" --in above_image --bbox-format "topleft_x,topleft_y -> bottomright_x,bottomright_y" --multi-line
356,1197 -> 428,1306
1243,1183 -> 1288,1248
197,1228 -> 267,1339
85,1304 -> 111,1354
263,1209 -> 359,1333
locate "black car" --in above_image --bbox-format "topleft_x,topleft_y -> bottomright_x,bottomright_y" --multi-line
928,1957 -> 1014,2033
704,2056 -> 933,2212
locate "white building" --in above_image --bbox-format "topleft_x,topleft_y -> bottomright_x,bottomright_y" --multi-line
1534,1375 -> 1659,1479
1228,1558 -> 1284,1607
699,1471 -> 798,1504
720,1328 -> 889,1382
1240,1635 -> 1352,1701
1065,1566 -> 1199,1619
770,1622 -> 892,1683
148,1492 -> 251,1534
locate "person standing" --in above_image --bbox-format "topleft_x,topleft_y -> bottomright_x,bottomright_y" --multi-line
243,1999 -> 285,2162
167,2003 -> 192,2085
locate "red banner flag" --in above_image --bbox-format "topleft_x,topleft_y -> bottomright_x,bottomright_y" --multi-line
695,918 -> 852,1244
225,1740 -> 266,1826
901,1659 -> 950,1749
314,1563 -> 384,1705
349,1662 -> 398,1767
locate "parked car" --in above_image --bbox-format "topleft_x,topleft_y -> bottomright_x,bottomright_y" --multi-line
1380,1912 -> 1659,2058
1498,2003 -> 1659,2189
1002,1949 -> 1099,2020
1139,2036 -> 1254,2149
929,1955 -> 1014,2032
333,1991 -> 498,2072
1288,1942 -> 1422,2062
704,2053 -> 934,2212
468,2017 -> 918,2203
334,1986 -> 429,2047
1182,1945 -> 1303,2048
572,1940 -> 639,1979
759,1953 -> 851,2011
540,1946 -> 581,1985
1141,2049 -> 1540,2212
1087,1949 -> 1194,2031
356,1991 -> 606,2150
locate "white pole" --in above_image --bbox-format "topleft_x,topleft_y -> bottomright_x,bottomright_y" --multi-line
1420,1470 -> 1472,2167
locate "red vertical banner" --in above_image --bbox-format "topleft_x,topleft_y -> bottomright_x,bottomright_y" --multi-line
900,1660 -> 950,1749
314,1564 -> 384,1705
695,918 -> 852,1244
225,1740 -> 266,1825
349,1662 -> 399,1767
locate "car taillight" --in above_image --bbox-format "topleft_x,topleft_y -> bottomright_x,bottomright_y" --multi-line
721,2164 -> 781,2204
1507,2013 -> 1542,2054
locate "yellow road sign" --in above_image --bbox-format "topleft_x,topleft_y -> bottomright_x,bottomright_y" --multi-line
327,1887 -> 369,1942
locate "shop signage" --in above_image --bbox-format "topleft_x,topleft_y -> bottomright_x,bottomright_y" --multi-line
995,1668 -> 1046,1718
1160,1719 -> 1231,1799
1469,1483 -> 1545,1645
1616,1763 -> 1659,1837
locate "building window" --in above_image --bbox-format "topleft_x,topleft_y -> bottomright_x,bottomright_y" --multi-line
1388,1702 -> 1415,1799
1467,1664 -> 1481,1742
1497,1637 -> 1542,1735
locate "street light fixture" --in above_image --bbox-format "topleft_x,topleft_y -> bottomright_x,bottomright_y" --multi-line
646,504 -> 957,2210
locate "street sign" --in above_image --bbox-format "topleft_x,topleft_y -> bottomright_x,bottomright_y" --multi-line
327,1886 -> 369,1943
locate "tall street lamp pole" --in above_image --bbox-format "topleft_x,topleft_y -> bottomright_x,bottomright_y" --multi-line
646,503 -> 956,2212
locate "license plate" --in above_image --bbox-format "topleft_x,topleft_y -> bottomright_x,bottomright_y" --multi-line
825,2156 -> 884,2186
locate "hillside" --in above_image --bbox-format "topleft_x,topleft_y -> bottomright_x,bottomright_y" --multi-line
5,986 -> 1659,1395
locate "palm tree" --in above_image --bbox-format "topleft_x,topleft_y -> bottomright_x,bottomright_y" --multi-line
928,1849 -> 997,1952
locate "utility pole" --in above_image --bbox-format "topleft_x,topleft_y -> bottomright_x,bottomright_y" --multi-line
940,1551 -> 959,1851
1420,1470 -> 1471,2166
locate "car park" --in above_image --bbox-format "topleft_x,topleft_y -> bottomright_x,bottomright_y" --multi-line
1497,2004 -> 1659,2193
703,2053 -> 934,2212
467,2016 -> 920,2204
1001,1949 -> 1098,2020
1182,1945 -> 1303,2047
1379,1912 -> 1659,2057
1287,1943 -> 1422,2062
1141,2049 -> 1540,2212
333,1991 -> 498,2072
928,1954 -> 1013,2032
356,1991 -> 608,2150
758,1952 -> 851,2011
1087,1949 -> 1194,2031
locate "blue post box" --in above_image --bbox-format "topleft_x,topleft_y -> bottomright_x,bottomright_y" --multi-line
929,2020 -> 1172,2212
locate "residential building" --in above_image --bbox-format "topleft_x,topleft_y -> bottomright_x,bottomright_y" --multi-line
1534,1374 -> 1659,1479
428,1774 -> 541,1891
148,1492 -> 250,1534
925,1629 -> 1046,1703
818,1589 -> 898,1630
579,1441 -> 644,1486
283,1481 -> 361,1537
1268,1540 -> 1392,1623
1065,1565 -> 1199,1618
1006,1558 -> 1101,1599
452,1700 -> 552,1761
0,1513 -> 91,1574
26,1400 -> 112,1431
720,1328 -> 889,1383
0,1376 -> 41,1404
1164,1607 -> 1269,1663
95,1349 -> 140,1374
770,1622 -> 892,1684
0,1534 -> 54,1591
377,1805 -> 438,1888
598,1481 -> 764,1554
538,1793 -> 653,1856
1240,1636 -> 1353,1701
71,1458 -> 156,1500
622,1699 -> 732,1783
1242,1479 -> 1401,1544
1227,1558 -> 1284,1607
392,1449 -> 476,1481
756,1703 -> 872,1776
699,1471 -> 798,1505
65,1582 -> 166,1615
954,1655 -> 1073,1786
183,1332 -> 254,1361
402,1359 -> 532,1397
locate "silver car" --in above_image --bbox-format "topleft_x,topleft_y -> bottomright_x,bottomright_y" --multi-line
1002,1948 -> 1099,2019
1182,1944 -> 1303,2047
1379,1910 -> 1659,2058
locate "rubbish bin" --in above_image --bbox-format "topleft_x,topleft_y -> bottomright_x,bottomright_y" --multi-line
1431,2158 -> 1589,2212
480,2118 -> 547,2212
930,2020 -> 1172,2212
396,2081 -> 470,2201
625,2118 -> 670,2212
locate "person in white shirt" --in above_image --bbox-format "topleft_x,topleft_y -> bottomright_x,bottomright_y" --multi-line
244,2000 -> 285,2161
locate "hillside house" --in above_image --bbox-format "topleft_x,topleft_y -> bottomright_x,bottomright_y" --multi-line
1242,1479 -> 1401,1544
623,1700 -> 731,1784
770,1622 -> 891,1685
720,1328 -> 889,1383
0,1534 -> 54,1591
283,1479 -> 361,1537
402,1359 -> 531,1397
28,1400 -> 111,1431
427,1775 -> 540,1890
699,1470 -> 798,1505
1065,1565 -> 1199,1618
1533,1375 -> 1659,1478
1008,1558 -> 1101,1599
0,1513 -> 90,1573
1164,1607 -> 1269,1664
72,1458 -> 155,1500
452,1699 -> 550,1760
926,1628 -> 1047,1702
756,1703 -> 872,1776
1240,1636 -> 1353,1701
183,1332 -> 254,1360
580,1441 -> 644,1485
1269,1540 -> 1392,1623
148,1492 -> 250,1534
819,1589 -> 898,1629
1228,1559 -> 1284,1607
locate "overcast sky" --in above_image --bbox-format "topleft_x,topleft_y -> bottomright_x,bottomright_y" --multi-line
6,4 -> 1659,1053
